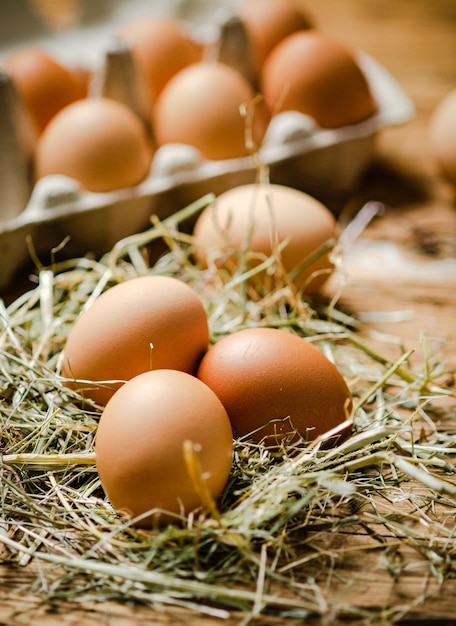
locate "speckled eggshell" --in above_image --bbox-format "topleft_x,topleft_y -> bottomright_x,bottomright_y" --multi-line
197,327 -> 353,447
193,182 -> 337,293
95,369 -> 234,527
61,275 -> 209,406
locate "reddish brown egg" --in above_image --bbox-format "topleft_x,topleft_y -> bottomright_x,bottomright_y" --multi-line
3,47 -> 86,133
96,369 -> 234,526
117,17 -> 203,108
35,97 -> 153,192
153,61 -> 270,160
61,275 -> 209,406
197,327 -> 352,447
260,30 -> 377,128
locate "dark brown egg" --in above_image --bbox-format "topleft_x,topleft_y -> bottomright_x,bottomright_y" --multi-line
197,327 -> 353,447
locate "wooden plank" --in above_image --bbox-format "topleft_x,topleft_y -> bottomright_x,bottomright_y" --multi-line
2,560 -> 456,625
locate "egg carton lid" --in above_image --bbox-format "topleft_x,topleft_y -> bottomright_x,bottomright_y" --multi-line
0,11 -> 414,291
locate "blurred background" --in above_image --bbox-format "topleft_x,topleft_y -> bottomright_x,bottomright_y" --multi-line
0,0 -> 226,63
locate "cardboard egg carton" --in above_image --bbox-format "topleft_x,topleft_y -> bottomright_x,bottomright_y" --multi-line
0,11 -> 414,291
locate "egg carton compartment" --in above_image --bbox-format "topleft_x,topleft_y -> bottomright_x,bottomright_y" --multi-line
0,4 -> 414,291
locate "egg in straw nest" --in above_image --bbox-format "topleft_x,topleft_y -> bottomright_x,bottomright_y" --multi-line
0,190 -> 455,622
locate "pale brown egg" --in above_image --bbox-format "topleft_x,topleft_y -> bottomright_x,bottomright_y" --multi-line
35,97 -> 153,192
260,30 -> 377,128
117,17 -> 203,109
153,61 -> 270,160
236,0 -> 315,78
429,88 -> 456,187
192,182 -> 337,293
2,46 -> 86,134
61,275 -> 209,406
197,327 -> 352,447
95,369 -> 234,526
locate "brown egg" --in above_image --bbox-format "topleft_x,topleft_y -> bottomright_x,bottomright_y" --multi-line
197,327 -> 353,447
117,17 -> 203,109
260,31 -> 377,128
153,61 -> 270,160
95,369 -> 234,526
61,275 -> 209,406
193,183 -> 337,293
429,88 -> 456,187
3,47 -> 86,134
236,0 -> 315,77
35,97 -> 153,192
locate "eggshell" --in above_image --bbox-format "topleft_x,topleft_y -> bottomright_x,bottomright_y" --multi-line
35,97 -> 153,192
192,182 -> 337,292
429,88 -> 456,187
260,31 -> 377,128
61,275 -> 209,406
236,0 -> 315,78
117,17 -> 203,109
197,327 -> 353,447
95,369 -> 234,526
2,47 -> 86,134
152,61 -> 270,160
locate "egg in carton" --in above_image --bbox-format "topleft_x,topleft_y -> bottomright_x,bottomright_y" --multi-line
0,10 -> 414,291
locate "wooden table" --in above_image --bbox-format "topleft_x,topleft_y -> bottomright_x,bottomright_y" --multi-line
1,1 -> 455,624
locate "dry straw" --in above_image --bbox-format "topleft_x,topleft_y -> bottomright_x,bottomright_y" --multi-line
1,194 -> 455,622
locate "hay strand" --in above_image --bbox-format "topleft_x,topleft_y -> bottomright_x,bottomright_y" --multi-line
1,197 -> 455,622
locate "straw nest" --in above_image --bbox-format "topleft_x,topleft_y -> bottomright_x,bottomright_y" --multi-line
1,194 -> 455,623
